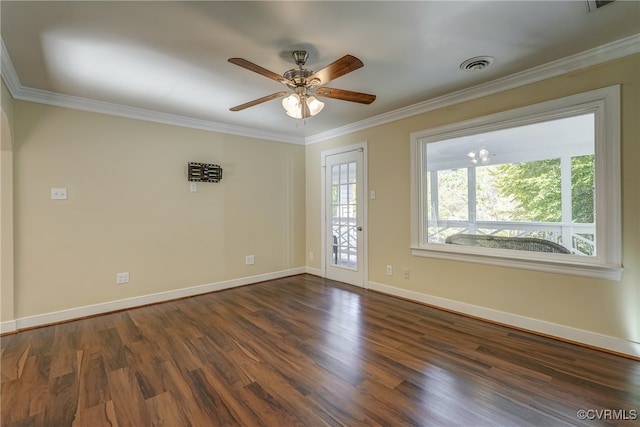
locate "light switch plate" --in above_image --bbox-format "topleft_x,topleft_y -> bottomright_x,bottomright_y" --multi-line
51,188 -> 67,200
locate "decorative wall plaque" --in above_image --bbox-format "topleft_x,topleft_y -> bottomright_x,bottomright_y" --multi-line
188,162 -> 223,183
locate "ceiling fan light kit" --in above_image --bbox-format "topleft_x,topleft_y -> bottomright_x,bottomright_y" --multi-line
229,50 -> 375,119
282,93 -> 325,118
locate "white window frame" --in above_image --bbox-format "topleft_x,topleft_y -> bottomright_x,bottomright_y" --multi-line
410,85 -> 622,281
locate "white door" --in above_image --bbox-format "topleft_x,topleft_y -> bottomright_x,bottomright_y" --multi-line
324,148 -> 365,287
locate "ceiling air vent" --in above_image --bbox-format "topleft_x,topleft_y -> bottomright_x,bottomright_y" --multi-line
460,56 -> 495,72
586,0 -> 615,12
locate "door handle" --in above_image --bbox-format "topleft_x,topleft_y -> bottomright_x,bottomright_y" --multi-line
356,226 -> 363,231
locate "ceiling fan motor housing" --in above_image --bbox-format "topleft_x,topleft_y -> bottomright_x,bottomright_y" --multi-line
284,51 -> 322,87
283,68 -> 313,86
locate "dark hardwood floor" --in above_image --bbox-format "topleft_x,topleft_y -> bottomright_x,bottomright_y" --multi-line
1,274 -> 639,426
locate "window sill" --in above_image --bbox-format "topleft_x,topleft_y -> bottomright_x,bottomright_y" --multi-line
411,245 -> 623,281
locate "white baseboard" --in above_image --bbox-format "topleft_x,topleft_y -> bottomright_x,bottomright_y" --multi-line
367,280 -> 640,359
5,271 -> 638,358
305,266 -> 324,277
2,268 -> 306,333
0,320 -> 17,334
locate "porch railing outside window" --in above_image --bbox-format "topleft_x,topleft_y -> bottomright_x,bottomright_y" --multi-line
427,219 -> 595,256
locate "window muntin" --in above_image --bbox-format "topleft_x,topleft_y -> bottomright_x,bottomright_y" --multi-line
410,86 -> 622,280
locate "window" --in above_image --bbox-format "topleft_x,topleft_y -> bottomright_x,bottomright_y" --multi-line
410,86 -> 622,280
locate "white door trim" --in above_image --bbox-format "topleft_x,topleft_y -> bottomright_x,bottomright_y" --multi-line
320,142 -> 368,288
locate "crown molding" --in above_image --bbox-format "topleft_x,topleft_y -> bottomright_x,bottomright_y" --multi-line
16,86 -> 306,145
2,34 -> 639,146
0,39 -> 21,95
0,37 -> 304,145
305,33 -> 640,144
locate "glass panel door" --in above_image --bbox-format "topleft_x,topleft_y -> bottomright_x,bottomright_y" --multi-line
325,149 -> 364,287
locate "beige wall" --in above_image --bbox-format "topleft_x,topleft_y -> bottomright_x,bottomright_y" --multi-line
12,102 -> 305,318
306,54 -> 640,344
1,81 -> 15,322
4,53 -> 639,353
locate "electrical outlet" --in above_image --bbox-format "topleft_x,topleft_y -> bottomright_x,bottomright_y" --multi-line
189,182 -> 198,192
116,272 -> 130,284
403,268 -> 410,279
246,255 -> 255,265
309,252 -> 314,260
386,265 -> 393,276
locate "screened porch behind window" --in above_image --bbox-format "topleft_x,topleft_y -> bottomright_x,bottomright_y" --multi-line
423,113 -> 595,256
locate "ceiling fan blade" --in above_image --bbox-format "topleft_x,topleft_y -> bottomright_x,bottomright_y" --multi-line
307,55 -> 364,86
315,87 -> 376,104
228,58 -> 293,86
230,91 -> 289,111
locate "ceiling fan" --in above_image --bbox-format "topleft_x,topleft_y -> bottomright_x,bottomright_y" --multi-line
228,50 -> 376,119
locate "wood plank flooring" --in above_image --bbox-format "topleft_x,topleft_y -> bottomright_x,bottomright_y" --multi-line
1,274 -> 639,426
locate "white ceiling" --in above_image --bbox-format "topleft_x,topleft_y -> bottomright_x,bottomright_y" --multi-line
1,1 -> 639,142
